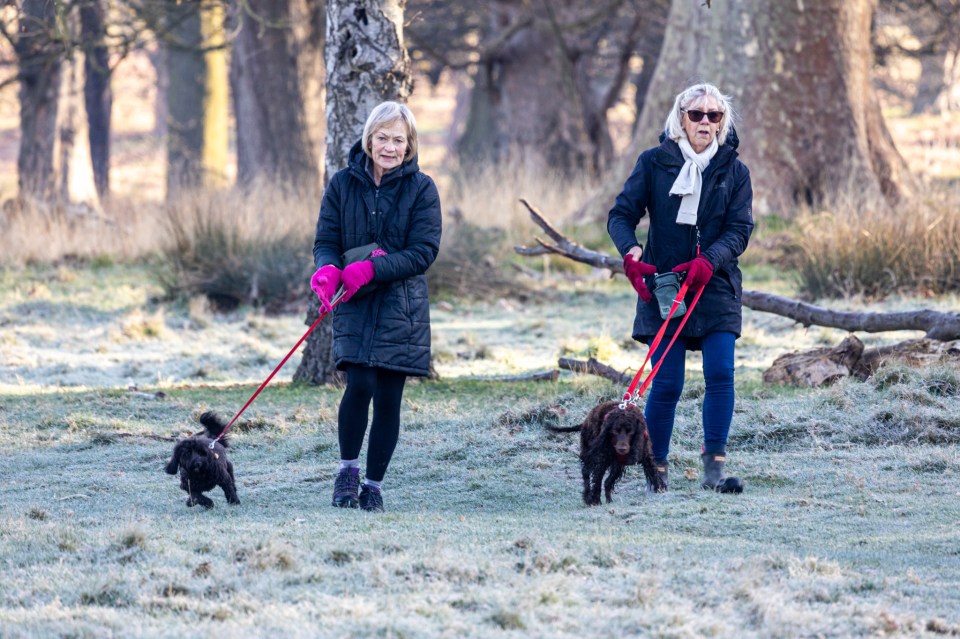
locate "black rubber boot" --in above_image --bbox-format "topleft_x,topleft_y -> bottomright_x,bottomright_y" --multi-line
701,453 -> 744,494
645,459 -> 669,494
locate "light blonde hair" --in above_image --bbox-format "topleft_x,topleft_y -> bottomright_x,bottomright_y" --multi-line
663,83 -> 735,146
362,101 -> 418,162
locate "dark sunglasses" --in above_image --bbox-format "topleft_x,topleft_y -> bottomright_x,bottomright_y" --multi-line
683,109 -> 724,124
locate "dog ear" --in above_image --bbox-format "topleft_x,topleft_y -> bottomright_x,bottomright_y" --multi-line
165,441 -> 185,474
626,417 -> 645,465
585,413 -> 615,460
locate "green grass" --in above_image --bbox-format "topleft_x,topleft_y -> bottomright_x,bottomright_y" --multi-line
2,263 -> 960,637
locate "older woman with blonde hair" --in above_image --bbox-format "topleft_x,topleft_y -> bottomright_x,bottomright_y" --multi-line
608,82 -> 754,494
310,101 -> 442,512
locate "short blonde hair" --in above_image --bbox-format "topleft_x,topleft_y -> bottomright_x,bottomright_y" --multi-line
362,101 -> 418,162
663,83 -> 735,146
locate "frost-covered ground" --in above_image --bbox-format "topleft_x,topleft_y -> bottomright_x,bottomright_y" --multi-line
2,263 -> 959,638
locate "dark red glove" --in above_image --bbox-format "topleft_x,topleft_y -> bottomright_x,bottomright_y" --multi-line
623,255 -> 657,303
341,260 -> 375,302
311,265 -> 341,313
671,255 -> 714,289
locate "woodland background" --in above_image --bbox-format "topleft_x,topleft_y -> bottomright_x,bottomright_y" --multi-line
1,1 -> 960,638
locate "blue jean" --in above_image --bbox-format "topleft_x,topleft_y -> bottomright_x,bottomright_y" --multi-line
643,331 -> 736,460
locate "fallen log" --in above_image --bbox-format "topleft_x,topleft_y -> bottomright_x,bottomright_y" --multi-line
493,370 -> 560,383
763,335 -> 960,387
515,199 -> 960,340
762,335 -> 865,387
558,357 -> 632,385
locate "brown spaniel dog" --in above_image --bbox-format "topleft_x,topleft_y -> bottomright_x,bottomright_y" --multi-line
549,400 -> 664,505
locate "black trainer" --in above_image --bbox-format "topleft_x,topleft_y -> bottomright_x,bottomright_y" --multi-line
358,484 -> 384,512
332,468 -> 360,508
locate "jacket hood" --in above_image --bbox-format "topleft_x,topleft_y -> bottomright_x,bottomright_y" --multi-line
348,139 -> 420,184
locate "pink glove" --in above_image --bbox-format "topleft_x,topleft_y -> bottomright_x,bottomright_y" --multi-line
341,260 -> 375,303
623,255 -> 657,303
672,255 -> 714,289
311,265 -> 341,313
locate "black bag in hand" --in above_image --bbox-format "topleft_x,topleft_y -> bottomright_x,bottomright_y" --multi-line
341,242 -> 381,299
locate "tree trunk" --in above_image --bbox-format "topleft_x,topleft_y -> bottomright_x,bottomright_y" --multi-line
57,40 -> 99,209
291,0 -> 326,184
15,1 -> 98,210
15,0 -> 61,204
80,0 -> 112,199
457,1 -> 619,176
230,0 -> 319,189
583,0 -> 915,218
295,0 -> 412,386
165,0 -> 228,195
322,0 -> 412,182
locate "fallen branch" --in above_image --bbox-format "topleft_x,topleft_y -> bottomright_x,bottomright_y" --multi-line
493,370 -> 560,383
741,290 -> 960,341
514,198 -> 622,272
558,357 -> 631,385
516,199 -> 960,340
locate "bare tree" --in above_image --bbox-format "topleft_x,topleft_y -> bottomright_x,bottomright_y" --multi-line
13,0 -> 98,210
875,0 -> 960,114
230,0 -> 319,189
407,0 -> 668,176
80,0 -> 111,198
291,0 -> 326,182
294,0 -> 412,385
165,0 -> 229,195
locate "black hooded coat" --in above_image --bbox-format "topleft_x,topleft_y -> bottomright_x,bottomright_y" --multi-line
607,131 -> 754,347
313,141 -> 442,376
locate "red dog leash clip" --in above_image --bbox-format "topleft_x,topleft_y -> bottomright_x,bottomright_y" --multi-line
619,280 -> 705,410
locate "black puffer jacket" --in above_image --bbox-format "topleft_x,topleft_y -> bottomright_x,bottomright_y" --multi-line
313,141 -> 442,376
607,131 -> 753,347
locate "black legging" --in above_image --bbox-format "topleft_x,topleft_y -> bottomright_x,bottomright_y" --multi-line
338,365 -> 407,483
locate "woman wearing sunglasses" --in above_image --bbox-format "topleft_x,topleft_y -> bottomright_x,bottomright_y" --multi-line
607,82 -> 754,495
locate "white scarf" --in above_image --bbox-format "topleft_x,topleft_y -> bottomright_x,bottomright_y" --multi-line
669,136 -> 718,225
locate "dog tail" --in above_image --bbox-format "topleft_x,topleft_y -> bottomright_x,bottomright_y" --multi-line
545,424 -> 583,433
199,411 -> 230,445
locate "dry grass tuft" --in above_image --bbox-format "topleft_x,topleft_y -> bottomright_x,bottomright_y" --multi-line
158,185 -> 316,312
791,183 -> 960,299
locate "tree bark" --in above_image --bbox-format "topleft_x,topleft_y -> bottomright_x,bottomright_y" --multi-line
165,0 -> 228,195
322,0 -> 411,182
230,0 -> 319,189
57,34 -> 99,210
80,0 -> 112,199
457,1 -> 637,176
295,0 -> 412,385
14,1 -> 98,210
763,334 -> 960,386
580,0 -> 915,219
291,0 -> 326,184
15,0 -> 60,204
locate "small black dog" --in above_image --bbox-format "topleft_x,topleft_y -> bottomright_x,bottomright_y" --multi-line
548,400 -> 664,505
165,411 -> 240,508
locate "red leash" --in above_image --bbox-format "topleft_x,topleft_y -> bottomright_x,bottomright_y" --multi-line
209,291 -> 343,448
621,279 -> 706,407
